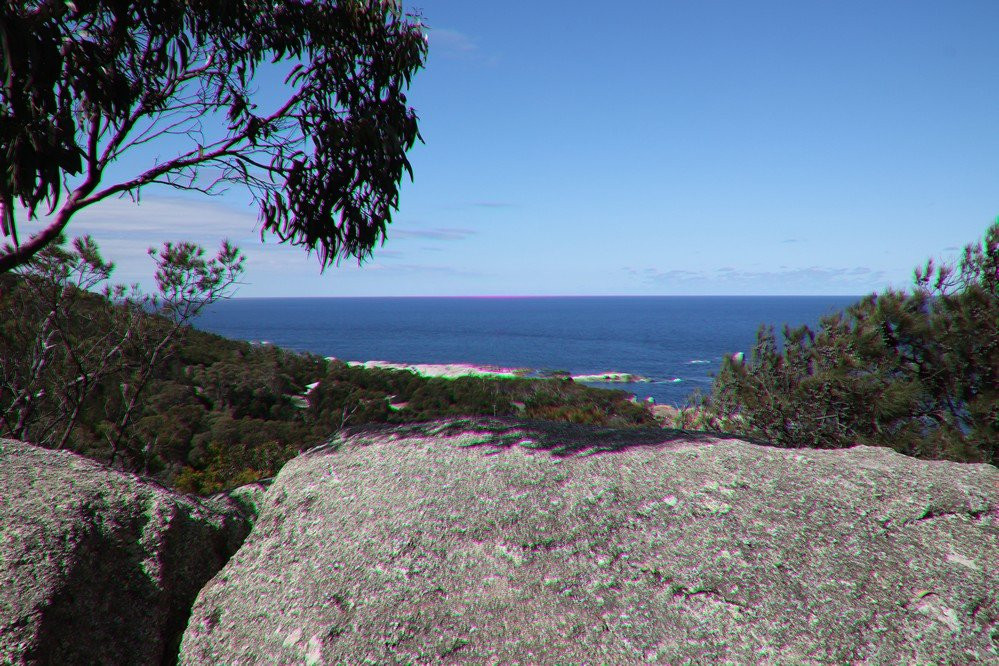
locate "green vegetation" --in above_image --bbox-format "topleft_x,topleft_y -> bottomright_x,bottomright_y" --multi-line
1,234 -> 244,474
173,359 -> 653,494
695,221 -> 998,466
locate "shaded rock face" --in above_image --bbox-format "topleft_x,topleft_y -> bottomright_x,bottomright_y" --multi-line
0,439 -> 252,665
181,418 -> 999,664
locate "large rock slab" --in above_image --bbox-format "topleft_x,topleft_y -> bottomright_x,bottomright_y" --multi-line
0,439 -> 251,665
180,418 -> 999,664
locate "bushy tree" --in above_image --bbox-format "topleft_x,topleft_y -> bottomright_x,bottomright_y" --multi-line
702,221 -> 998,464
0,0 -> 426,272
0,236 -> 120,449
0,235 -> 244,468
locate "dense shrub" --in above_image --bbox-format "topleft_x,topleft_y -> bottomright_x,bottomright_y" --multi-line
174,415 -> 315,494
700,221 -> 998,464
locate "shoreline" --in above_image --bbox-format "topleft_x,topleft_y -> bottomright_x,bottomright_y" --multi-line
342,360 -> 529,380
338,359 -> 657,385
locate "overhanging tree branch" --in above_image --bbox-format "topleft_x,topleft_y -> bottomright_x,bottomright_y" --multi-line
1,0 -> 427,273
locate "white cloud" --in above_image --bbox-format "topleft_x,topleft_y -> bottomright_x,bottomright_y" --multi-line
15,195 -> 365,293
12,195 -> 475,295
426,27 -> 498,66
429,28 -> 478,56
71,195 -> 256,238
636,265 -> 890,295
391,226 -> 476,241
472,201 -> 516,209
377,262 -> 479,277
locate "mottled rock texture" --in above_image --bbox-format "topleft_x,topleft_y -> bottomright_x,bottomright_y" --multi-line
0,439 -> 251,665
181,418 -> 998,665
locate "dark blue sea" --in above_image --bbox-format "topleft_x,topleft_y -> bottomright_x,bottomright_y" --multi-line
192,296 -> 859,406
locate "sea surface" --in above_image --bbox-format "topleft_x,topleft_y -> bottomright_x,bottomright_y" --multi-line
192,296 -> 860,406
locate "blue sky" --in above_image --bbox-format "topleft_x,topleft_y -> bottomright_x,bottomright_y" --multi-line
62,0 -> 999,296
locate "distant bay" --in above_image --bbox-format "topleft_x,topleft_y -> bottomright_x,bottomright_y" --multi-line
192,296 -> 860,406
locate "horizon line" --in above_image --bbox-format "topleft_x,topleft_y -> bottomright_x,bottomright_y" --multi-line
223,293 -> 869,299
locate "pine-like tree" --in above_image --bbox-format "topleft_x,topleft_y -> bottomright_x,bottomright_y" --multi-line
703,221 -> 998,464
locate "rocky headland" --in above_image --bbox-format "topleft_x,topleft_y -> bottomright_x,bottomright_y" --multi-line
2,419 -> 997,664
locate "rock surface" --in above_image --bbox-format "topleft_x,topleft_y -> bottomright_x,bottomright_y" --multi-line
0,439 -> 251,665
181,418 -> 998,664
203,480 -> 272,525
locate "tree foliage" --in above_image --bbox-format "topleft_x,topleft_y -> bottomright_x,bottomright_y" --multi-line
700,221 -> 998,464
0,0 -> 426,272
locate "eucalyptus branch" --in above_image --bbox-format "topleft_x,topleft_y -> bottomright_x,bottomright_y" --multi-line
2,0 -> 426,273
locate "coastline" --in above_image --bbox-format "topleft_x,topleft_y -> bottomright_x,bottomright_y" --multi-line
339,359 -> 655,385
194,296 -> 857,407
342,359 -> 529,379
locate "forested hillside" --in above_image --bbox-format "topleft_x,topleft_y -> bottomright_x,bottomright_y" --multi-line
0,239 -> 653,493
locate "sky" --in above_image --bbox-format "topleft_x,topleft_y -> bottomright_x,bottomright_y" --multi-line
44,1 -> 999,296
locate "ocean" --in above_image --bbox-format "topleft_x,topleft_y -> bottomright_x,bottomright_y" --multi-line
192,296 -> 860,406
